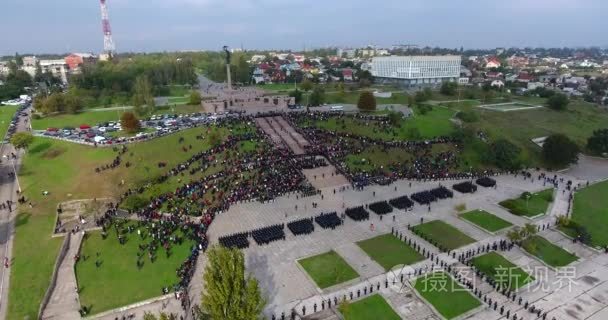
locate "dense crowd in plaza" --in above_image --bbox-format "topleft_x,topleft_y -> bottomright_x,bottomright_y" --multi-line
84,109 -> 521,315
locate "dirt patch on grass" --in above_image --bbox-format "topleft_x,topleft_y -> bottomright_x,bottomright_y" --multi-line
42,147 -> 67,159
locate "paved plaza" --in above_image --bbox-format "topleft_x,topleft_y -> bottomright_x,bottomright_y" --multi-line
202,156 -> 608,320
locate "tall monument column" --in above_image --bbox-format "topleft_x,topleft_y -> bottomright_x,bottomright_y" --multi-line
223,46 -> 232,89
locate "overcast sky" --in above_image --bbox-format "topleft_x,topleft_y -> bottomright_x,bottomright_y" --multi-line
2,0 -> 607,55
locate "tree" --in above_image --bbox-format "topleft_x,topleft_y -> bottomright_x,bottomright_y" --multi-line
357,91 -> 377,111
120,112 -> 141,133
64,93 -> 84,114
387,111 -> 403,127
523,223 -> 538,238
189,90 -> 202,105
440,82 -> 457,96
300,79 -> 313,92
201,245 -> 265,320
587,129 -> 608,155
489,139 -> 521,170
546,93 -> 569,111
309,86 -> 325,106
132,75 -> 155,109
507,227 -> 523,244
288,89 -> 303,104
542,134 -> 580,168
10,132 -> 34,150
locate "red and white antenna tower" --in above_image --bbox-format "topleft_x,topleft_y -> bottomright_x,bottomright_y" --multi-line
100,0 -> 116,57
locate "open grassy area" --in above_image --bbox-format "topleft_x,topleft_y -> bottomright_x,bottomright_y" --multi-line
521,235 -> 578,268
345,146 -> 413,173
475,100 -> 608,165
568,180 -> 608,248
341,294 -> 400,320
76,223 -> 195,314
460,209 -> 513,233
411,220 -> 475,251
298,251 -> 359,289
311,107 -> 455,140
414,272 -> 481,319
356,234 -> 424,271
471,252 -> 534,290
499,189 -> 553,217
0,105 -> 18,138
8,124 -> 249,319
32,109 -> 127,130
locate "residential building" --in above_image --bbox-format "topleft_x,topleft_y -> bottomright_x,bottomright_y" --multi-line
22,56 -> 38,67
485,56 -> 501,69
40,59 -> 69,83
371,55 -> 461,86
65,53 -> 97,71
0,61 -> 10,76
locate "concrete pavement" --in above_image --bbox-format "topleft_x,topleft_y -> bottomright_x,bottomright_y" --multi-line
0,106 -> 30,320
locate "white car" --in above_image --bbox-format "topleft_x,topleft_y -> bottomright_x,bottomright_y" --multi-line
155,126 -> 163,131
98,127 -> 107,132
135,132 -> 146,138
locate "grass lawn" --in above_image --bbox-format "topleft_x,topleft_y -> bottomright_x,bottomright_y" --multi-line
298,251 -> 359,289
499,189 -> 553,217
414,272 -> 481,319
32,109 -> 127,130
476,100 -> 608,165
460,209 -> 513,232
151,104 -> 203,116
521,235 -> 578,268
411,220 -> 475,251
76,224 -> 195,314
471,252 -> 534,290
310,107 -> 455,140
0,105 -> 18,138
356,234 -> 424,271
345,146 -> 413,173
568,180 -> 608,247
167,96 -> 189,105
341,294 -> 400,320
8,124 -> 251,319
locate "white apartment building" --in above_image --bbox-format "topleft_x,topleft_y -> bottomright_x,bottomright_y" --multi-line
371,55 -> 461,86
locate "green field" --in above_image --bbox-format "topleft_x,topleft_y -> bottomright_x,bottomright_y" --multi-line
310,107 -> 455,140
414,272 -> 481,319
499,189 -> 553,217
471,252 -> 534,290
460,209 -> 513,232
341,294 -> 400,320
33,103 -> 204,130
568,180 -> 608,247
475,100 -> 608,165
298,251 -> 359,289
76,224 -> 195,314
8,125 -> 246,319
356,234 -> 424,271
521,235 -> 578,268
411,220 -> 475,251
0,105 -> 18,139
32,109 -> 127,130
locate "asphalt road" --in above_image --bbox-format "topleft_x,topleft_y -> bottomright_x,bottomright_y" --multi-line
0,106 -> 30,320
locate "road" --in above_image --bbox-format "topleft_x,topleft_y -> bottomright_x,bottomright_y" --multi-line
0,105 -> 30,320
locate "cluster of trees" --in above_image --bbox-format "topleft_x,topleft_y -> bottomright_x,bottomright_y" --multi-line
202,51 -> 251,84
542,134 -> 579,168
507,223 -> 539,244
440,81 -> 458,96
199,246 -> 265,320
556,215 -> 592,245
487,139 -> 522,170
120,112 -> 141,133
34,91 -> 83,114
0,60 -> 33,100
546,93 -> 570,111
357,91 -> 376,111
69,55 -> 197,108
587,129 -> 608,155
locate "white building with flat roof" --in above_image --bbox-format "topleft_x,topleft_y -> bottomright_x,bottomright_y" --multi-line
371,55 -> 461,86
